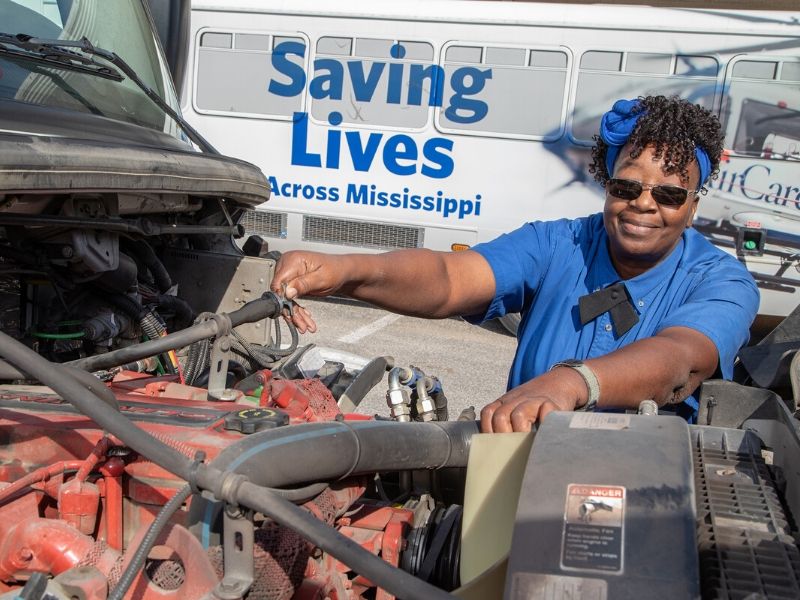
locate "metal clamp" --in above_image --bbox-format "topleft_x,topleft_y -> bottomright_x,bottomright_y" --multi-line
212,507 -> 255,600
205,313 -> 236,402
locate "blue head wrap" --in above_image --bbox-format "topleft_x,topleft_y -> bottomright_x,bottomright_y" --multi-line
599,98 -> 712,190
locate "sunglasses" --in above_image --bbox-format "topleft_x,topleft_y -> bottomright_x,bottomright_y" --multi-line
606,178 -> 695,207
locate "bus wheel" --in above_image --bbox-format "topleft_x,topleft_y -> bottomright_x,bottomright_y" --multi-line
498,313 -> 520,336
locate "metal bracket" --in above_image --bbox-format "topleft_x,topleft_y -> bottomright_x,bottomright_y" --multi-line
212,507 -> 255,600
206,313 -> 236,401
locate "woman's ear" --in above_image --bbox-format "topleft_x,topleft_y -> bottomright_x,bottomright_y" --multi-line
687,198 -> 700,227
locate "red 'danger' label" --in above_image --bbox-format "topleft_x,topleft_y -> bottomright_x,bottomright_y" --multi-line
561,484 -> 625,573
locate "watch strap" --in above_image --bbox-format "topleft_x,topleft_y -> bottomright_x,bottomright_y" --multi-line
551,360 -> 600,411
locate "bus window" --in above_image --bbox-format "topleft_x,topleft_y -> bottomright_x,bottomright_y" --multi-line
194,31 -> 307,119
726,58 -> 800,161
571,51 -> 718,143
437,44 -> 569,140
309,37 -> 435,129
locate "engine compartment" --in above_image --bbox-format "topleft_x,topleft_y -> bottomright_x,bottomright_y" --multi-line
0,370 -> 469,600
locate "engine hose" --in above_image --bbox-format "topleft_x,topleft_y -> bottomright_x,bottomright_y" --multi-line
61,366 -> 120,411
196,420 -> 476,490
233,328 -> 297,362
95,289 -> 146,321
230,335 -> 270,369
272,319 -> 299,356
432,391 -> 449,422
266,481 -> 330,503
0,332 -> 469,600
107,484 -> 192,600
123,239 -> 173,294
156,294 -> 195,331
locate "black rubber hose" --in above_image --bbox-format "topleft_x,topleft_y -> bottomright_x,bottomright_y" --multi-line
156,294 -> 195,330
95,289 -> 146,321
108,484 -> 192,600
61,366 -> 120,412
124,239 -> 172,294
196,420 -> 477,490
432,391 -> 449,422
266,481 -> 329,503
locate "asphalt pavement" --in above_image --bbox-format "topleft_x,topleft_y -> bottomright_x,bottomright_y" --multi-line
288,297 -> 518,419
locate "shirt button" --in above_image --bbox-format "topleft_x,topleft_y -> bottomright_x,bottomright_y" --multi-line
604,323 -> 613,332
638,300 -> 645,307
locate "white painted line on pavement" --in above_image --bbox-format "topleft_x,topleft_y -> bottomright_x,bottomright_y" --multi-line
337,314 -> 402,344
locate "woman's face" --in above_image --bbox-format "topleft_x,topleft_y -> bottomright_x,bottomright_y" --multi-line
603,143 -> 700,279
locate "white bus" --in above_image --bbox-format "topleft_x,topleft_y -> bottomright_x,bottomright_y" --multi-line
181,0 -> 800,323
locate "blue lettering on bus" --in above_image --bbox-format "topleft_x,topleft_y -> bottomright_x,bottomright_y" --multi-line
269,41 -> 490,122
271,41 -> 493,180
266,175 -> 481,219
715,163 -> 800,210
290,112 -> 455,178
267,41 -> 307,97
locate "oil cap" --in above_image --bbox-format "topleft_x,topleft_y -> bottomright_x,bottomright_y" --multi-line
223,407 -> 289,434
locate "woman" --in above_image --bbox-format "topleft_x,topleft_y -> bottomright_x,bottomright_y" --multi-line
271,96 -> 759,432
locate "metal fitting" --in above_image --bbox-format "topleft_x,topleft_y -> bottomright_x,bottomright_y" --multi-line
414,379 -> 436,422
638,399 -> 659,416
386,367 -> 412,421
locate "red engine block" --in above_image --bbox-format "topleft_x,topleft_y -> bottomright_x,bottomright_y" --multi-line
0,370 -> 412,600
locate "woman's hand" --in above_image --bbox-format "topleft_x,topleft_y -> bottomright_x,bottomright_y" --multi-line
480,367 -> 588,432
271,251 -> 351,333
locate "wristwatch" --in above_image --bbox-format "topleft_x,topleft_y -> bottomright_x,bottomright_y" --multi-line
550,360 -> 600,412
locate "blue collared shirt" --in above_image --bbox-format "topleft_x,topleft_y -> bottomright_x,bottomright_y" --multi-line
467,213 -> 760,418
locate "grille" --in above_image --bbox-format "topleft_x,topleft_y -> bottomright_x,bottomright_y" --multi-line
240,210 -> 287,239
693,428 -> 800,599
302,215 -> 423,250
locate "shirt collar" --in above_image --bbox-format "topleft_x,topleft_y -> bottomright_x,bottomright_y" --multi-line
592,230 -> 685,304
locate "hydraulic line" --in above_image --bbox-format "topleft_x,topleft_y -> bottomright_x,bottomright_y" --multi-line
0,330 -> 467,600
108,484 -> 192,600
